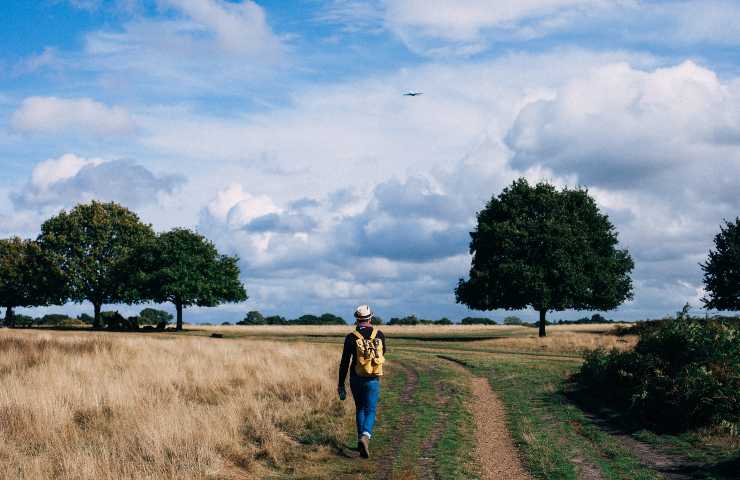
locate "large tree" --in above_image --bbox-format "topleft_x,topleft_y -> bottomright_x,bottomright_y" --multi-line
38,201 -> 155,328
0,237 -> 65,326
701,218 -> 740,310
143,228 -> 247,330
455,179 -> 634,337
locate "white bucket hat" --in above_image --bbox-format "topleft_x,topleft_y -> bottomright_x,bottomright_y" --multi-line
354,304 -> 373,321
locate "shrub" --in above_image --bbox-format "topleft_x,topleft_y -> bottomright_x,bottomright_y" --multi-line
460,317 -> 496,325
504,316 -> 523,325
40,314 -> 72,326
434,318 -> 453,325
238,310 -> 265,325
139,308 -> 173,326
576,310 -> 740,431
77,313 -> 94,324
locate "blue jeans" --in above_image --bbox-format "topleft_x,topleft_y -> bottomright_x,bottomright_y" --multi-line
349,375 -> 380,439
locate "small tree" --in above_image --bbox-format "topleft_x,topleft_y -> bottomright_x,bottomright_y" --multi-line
702,219 -> 740,311
38,202 -> 154,328
139,308 -> 173,326
0,237 -> 65,326
144,228 -> 247,331
238,310 -> 265,325
456,179 -> 634,337
504,315 -> 523,325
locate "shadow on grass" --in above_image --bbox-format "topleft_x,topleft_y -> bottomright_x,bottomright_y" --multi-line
563,384 -> 737,480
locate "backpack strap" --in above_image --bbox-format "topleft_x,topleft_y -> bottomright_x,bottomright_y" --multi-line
369,328 -> 378,340
351,330 -> 364,340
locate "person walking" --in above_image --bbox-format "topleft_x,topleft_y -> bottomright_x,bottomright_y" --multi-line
338,304 -> 387,459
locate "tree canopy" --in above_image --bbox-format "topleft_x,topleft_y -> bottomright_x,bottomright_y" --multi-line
702,218 -> 740,311
143,228 -> 247,330
0,237 -> 65,325
38,201 -> 155,328
455,179 -> 634,336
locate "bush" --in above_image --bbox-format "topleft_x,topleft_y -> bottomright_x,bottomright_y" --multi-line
460,317 -> 497,325
77,313 -> 94,324
576,310 -> 740,431
238,311 -> 265,325
434,318 -> 453,325
139,308 -> 173,326
39,314 -> 72,326
503,316 -> 523,325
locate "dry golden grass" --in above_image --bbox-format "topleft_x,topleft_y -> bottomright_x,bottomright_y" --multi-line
478,331 -> 638,354
0,330 -> 347,479
194,324 -> 528,337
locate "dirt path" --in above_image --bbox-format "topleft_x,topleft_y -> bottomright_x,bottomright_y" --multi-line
375,361 -> 419,480
440,357 -> 531,480
582,413 -> 702,480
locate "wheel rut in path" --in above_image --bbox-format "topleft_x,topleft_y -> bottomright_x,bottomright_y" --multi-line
417,372 -> 450,480
375,360 -> 419,480
439,356 -> 531,480
582,413 -> 703,480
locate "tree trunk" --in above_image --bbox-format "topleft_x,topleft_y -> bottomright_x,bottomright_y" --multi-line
538,309 -> 547,337
93,302 -> 102,329
176,302 -> 183,331
4,306 -> 14,327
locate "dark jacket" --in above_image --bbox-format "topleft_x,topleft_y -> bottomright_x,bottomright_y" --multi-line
338,326 -> 387,387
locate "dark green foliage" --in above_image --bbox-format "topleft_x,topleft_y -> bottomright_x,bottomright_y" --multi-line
38,201 -> 155,328
503,315 -> 523,325
434,317 -> 453,325
138,308 -> 173,325
317,313 -> 347,325
460,317 -> 497,325
556,313 -> 614,325
142,228 -> 247,330
576,308 -> 740,431
238,310 -> 266,325
40,314 -> 71,325
10,314 -> 35,327
0,237 -> 65,326
238,311 -> 347,325
389,315 -> 420,325
77,313 -> 94,324
264,315 -> 288,325
702,218 -> 740,310
456,178 -> 634,337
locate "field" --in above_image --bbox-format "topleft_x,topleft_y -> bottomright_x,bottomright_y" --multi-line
0,324 -> 737,479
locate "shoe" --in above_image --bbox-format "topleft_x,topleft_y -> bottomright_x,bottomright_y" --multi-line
358,434 -> 370,458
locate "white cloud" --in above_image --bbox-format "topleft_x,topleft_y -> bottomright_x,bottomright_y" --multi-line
11,97 -> 135,136
324,1 -> 740,57
12,154 -> 185,211
79,0 -> 285,96
158,0 -> 281,55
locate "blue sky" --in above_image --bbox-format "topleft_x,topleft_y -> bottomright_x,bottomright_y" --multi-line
3,0 -> 740,322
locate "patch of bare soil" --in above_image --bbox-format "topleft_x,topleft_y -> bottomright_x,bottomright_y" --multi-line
440,357 -> 531,480
375,361 -> 419,480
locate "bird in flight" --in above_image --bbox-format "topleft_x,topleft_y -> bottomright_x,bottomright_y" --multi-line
403,91 -> 423,96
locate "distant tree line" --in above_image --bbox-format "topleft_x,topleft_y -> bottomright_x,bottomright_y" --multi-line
236,311 -> 347,325
0,201 -> 246,331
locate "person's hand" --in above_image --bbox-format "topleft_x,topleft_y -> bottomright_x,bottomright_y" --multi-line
337,385 -> 347,401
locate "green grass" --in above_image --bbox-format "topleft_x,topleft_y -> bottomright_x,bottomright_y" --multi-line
461,355 -> 662,480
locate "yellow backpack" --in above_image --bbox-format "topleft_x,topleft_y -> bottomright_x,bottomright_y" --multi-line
352,328 -> 384,377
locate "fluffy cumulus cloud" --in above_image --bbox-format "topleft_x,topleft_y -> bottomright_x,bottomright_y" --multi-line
504,60 -> 740,316
11,97 -> 135,135
11,153 -> 185,211
146,52 -> 740,320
